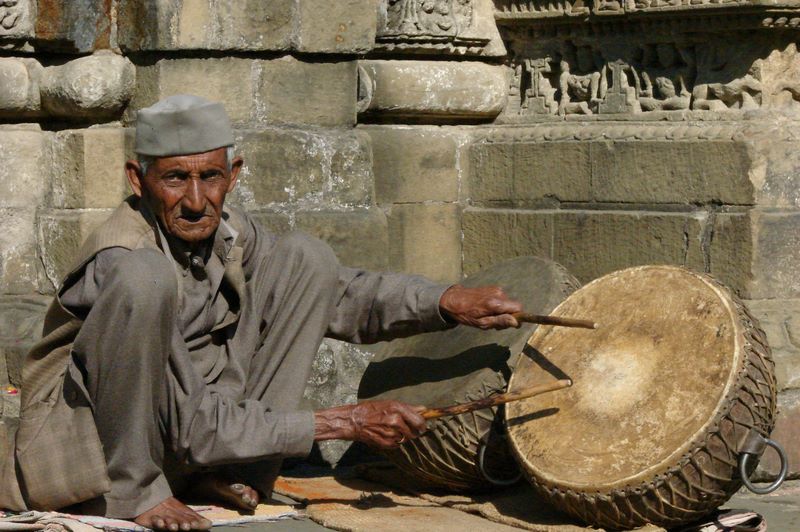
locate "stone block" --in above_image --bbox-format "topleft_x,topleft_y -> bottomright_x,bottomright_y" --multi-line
0,57 -> 41,115
40,53 -> 136,119
0,0 -> 34,40
461,208 -> 553,276
118,0 -> 295,52
0,295 -> 49,387
38,209 -> 114,289
0,127 -> 46,208
359,60 -> 507,121
468,143 -> 514,204
366,126 -> 463,204
709,213 -> 752,298
295,209 -> 388,271
256,57 -> 357,127
35,0 -> 113,52
746,299 -> 800,392
130,58 -> 254,125
590,141 -> 754,205
246,209 -> 292,236
470,142 -> 592,205
0,208 -> 40,295
231,128 -> 372,208
750,211 -> 800,300
388,203 -> 461,283
51,128 -> 133,209
757,389 -> 800,480
553,210 -> 706,284
294,0 -> 378,53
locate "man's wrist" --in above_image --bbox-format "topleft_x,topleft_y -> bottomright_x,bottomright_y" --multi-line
313,407 -> 356,441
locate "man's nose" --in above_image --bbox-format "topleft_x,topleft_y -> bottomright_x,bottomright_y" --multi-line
182,178 -> 206,212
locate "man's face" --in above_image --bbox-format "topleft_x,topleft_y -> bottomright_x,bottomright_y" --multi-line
125,148 -> 242,244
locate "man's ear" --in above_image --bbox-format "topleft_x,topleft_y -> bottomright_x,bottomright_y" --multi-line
227,156 -> 243,194
125,160 -> 144,197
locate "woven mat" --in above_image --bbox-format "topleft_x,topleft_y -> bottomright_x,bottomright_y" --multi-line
274,474 -> 522,531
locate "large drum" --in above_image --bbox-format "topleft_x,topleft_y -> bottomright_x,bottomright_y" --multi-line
506,266 -> 778,529
359,257 -> 580,491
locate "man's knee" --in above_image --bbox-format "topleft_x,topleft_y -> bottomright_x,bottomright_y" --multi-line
274,231 -> 338,289
104,248 -> 178,308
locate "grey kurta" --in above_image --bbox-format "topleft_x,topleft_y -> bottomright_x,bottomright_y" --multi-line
59,204 -> 451,518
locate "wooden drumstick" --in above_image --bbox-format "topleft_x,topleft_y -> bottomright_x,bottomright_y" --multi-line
420,379 -> 572,420
512,312 -> 597,330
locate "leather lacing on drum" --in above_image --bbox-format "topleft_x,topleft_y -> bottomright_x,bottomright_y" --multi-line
522,275 -> 778,530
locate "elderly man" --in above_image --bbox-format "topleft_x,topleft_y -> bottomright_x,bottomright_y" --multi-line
22,95 -> 522,530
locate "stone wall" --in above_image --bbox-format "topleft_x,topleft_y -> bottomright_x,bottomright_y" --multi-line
1,0 -> 799,475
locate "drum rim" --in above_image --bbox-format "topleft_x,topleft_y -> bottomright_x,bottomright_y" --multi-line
505,265 -> 746,492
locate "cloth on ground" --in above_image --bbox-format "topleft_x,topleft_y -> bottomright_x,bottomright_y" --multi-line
0,504 -> 298,532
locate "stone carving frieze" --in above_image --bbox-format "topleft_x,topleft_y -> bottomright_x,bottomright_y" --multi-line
0,0 -> 33,40
377,0 -> 506,55
500,7 -> 800,120
495,0 -> 800,17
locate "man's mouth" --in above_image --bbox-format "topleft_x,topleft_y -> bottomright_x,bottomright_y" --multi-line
180,213 -> 206,223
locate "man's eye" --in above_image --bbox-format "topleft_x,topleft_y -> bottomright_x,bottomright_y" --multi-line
202,171 -> 223,180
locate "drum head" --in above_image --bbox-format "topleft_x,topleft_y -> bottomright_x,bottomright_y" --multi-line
506,266 -> 744,491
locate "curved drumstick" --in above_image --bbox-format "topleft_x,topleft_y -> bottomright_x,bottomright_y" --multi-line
420,379 -> 572,420
512,312 -> 597,330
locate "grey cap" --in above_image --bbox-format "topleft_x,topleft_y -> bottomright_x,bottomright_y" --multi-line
135,94 -> 235,156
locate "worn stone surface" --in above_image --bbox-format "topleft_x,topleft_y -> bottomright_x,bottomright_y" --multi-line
37,209 -> 114,290
470,142 -> 591,205
553,210 -> 707,284
130,58 -> 254,125
256,57 -> 358,127
118,0 -> 295,52
35,0 -> 113,52
757,389 -> 800,480
462,208 -> 553,276
0,57 -> 41,115
750,211 -> 800,300
296,209 -> 389,271
50,128 -> 133,209
746,299 -> 800,392
388,203 -> 461,283
0,208 -> 40,295
591,141 -> 754,205
303,338 -> 377,466
366,126 -> 464,204
231,128 -> 372,208
0,295 -> 49,387
709,212 -> 752,299
40,53 -> 136,119
359,60 -> 508,121
0,127 -> 46,208
118,0 -> 377,54
294,0 -> 378,54
245,209 -> 292,237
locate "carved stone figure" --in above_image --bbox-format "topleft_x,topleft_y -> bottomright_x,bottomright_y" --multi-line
382,0 -> 473,37
522,58 -> 558,115
558,60 -> 601,115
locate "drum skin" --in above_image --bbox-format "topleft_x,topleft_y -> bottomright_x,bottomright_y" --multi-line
506,266 -> 777,530
358,257 -> 580,491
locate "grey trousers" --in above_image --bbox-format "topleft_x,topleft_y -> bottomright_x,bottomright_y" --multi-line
70,232 -> 338,518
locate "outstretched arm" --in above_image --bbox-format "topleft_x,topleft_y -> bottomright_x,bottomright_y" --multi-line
313,401 -> 426,449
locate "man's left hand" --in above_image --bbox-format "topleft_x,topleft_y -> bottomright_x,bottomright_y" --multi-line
439,285 -> 523,330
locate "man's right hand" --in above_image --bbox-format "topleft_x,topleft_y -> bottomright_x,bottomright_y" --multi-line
314,400 -> 427,449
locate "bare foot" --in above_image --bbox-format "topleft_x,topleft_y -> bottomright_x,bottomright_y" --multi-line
188,474 -> 260,511
134,496 -> 211,531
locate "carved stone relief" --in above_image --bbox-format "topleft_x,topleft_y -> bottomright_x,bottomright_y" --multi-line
377,0 -> 506,55
0,0 -> 33,40
500,13 -> 800,120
